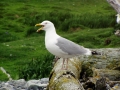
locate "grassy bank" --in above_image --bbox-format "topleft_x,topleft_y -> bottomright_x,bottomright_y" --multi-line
0,0 -> 119,80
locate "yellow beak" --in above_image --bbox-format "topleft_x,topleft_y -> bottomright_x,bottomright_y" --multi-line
35,24 -> 43,32
35,24 -> 41,27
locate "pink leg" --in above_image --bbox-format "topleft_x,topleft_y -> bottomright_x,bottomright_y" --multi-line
66,58 -> 68,69
53,56 -> 60,64
62,58 -> 68,70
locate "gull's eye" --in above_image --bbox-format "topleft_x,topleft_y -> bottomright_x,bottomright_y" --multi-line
45,22 -> 47,24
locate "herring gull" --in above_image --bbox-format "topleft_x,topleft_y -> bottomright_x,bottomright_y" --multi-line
35,20 -> 94,69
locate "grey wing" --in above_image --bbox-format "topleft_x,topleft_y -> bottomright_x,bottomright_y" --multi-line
56,37 -> 88,55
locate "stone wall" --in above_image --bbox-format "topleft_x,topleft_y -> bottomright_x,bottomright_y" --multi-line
0,48 -> 120,90
78,48 -> 120,69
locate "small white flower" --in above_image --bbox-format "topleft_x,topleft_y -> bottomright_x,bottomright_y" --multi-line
10,54 -> 12,56
6,45 -> 9,46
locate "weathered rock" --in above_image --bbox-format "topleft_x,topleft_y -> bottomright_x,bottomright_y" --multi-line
92,68 -> 120,81
78,48 -> 120,69
8,79 -> 26,89
40,78 -> 49,84
48,58 -> 84,90
95,77 -> 107,90
0,86 -> 13,90
25,78 -> 48,88
28,85 -> 45,90
0,78 -> 49,90
0,48 -> 120,90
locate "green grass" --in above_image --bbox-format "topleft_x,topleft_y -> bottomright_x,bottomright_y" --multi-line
0,69 -> 9,81
0,0 -> 119,80
19,54 -> 54,80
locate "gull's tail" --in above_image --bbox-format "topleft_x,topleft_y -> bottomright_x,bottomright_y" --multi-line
85,48 -> 92,55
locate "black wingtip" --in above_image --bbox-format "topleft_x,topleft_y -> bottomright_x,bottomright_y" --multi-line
92,51 -> 101,55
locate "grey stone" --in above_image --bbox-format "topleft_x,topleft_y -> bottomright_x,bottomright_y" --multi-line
77,48 -> 120,69
40,78 -> 49,84
25,80 -> 41,88
0,48 -> 120,90
27,85 -> 44,90
0,78 -> 48,90
0,85 -> 14,90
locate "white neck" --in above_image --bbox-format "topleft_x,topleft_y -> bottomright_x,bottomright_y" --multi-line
45,26 -> 59,41
46,26 -> 56,34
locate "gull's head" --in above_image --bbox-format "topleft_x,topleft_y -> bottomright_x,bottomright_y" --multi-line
35,20 -> 54,32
